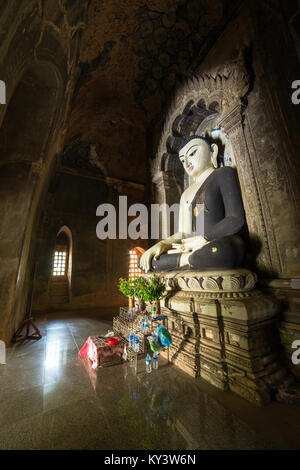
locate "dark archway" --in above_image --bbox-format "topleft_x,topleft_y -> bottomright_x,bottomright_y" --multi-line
0,61 -> 62,342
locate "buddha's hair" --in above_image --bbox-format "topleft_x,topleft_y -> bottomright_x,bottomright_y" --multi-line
178,135 -> 212,153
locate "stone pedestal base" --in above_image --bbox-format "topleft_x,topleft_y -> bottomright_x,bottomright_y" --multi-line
144,269 -> 293,405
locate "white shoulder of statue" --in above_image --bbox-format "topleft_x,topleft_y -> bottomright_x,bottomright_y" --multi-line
180,191 -> 187,203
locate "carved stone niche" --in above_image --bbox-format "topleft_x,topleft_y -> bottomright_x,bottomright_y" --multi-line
147,57 -> 296,403
151,57 -> 277,278
143,270 -> 293,405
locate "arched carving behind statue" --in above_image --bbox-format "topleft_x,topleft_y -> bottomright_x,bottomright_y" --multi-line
163,98 -> 220,198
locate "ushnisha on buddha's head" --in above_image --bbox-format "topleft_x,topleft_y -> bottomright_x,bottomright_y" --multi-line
178,136 -> 218,180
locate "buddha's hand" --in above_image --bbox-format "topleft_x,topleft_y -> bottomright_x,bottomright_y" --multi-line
139,241 -> 171,273
181,235 -> 207,252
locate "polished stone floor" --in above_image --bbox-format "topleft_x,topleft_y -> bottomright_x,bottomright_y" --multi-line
0,310 -> 300,450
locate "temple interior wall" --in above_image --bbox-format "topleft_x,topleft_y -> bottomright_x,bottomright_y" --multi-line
0,2 -> 77,342
32,172 -> 142,314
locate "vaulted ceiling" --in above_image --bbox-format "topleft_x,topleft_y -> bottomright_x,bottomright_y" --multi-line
59,0 -> 242,184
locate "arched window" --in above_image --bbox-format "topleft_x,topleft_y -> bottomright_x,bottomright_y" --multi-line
50,227 -> 72,305
52,233 -> 69,279
52,248 -> 67,277
129,247 -> 145,279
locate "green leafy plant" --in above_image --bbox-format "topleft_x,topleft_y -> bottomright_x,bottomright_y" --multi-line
142,275 -> 165,303
133,276 -> 148,299
119,275 -> 165,304
118,278 -> 136,298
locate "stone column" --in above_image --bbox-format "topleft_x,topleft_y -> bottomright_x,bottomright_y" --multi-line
151,170 -> 174,240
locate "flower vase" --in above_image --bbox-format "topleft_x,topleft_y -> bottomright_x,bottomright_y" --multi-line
128,297 -> 134,309
155,300 -> 161,316
151,300 -> 161,319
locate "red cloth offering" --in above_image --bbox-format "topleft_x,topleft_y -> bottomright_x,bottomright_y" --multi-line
79,336 -> 125,369
107,337 -> 119,346
78,341 -> 89,357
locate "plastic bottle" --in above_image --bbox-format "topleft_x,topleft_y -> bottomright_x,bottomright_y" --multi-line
145,353 -> 152,373
152,353 -> 158,370
140,319 -> 145,335
134,336 -> 140,353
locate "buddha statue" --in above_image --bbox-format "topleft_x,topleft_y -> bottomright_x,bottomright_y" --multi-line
139,136 -> 246,272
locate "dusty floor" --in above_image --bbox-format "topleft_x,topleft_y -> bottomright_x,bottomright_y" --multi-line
0,309 -> 299,450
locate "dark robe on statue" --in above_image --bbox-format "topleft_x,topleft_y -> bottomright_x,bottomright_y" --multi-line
149,166 -> 246,272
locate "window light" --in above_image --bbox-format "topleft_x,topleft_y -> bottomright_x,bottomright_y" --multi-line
52,250 -> 67,277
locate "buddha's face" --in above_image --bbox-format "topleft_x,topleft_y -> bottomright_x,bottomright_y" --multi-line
179,138 -> 213,179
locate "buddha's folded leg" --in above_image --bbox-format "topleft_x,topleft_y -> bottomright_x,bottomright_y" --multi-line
138,253 -> 181,272
188,235 -> 246,270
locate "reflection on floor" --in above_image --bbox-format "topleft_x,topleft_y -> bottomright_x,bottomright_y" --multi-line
0,310 -> 300,450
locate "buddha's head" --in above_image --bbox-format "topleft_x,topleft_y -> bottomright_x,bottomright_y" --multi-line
178,136 -> 218,179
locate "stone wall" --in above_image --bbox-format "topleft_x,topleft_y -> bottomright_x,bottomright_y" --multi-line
0,1 -> 85,342
32,170 -> 147,313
